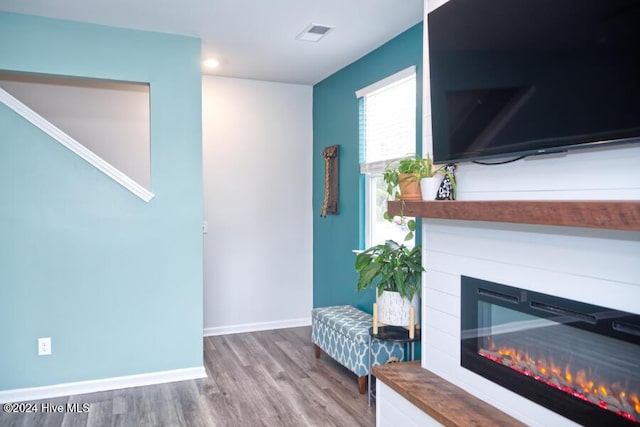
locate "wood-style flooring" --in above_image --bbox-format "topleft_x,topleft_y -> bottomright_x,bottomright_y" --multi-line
0,327 -> 375,427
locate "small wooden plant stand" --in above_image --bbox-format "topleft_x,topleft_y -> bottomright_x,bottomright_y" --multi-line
372,303 -> 417,339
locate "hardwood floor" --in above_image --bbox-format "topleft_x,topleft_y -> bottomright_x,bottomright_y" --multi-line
0,327 -> 375,427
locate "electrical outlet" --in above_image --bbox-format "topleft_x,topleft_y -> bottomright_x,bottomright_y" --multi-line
38,337 -> 51,356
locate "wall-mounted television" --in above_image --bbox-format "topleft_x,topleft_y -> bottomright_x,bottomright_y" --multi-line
428,0 -> 640,163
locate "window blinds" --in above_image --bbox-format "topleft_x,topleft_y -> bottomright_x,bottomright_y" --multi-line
357,66 -> 416,174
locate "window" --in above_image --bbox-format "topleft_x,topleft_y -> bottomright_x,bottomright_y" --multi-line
357,67 -> 417,248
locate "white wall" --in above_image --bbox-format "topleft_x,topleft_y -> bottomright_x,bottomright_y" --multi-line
0,74 -> 151,189
377,382 -> 441,427
420,1 -> 640,425
202,76 -> 313,335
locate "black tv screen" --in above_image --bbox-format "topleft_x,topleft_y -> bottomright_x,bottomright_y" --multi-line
428,0 -> 640,163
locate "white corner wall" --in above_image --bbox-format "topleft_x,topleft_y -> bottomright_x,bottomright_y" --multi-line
202,76 -> 313,335
421,1 -> 640,426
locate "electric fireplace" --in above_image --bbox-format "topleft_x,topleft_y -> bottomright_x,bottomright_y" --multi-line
461,276 -> 640,426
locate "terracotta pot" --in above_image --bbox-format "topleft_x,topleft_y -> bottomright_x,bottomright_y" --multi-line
398,173 -> 421,201
377,290 -> 420,326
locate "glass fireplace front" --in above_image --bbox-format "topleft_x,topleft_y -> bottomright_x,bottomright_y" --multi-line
461,276 -> 640,426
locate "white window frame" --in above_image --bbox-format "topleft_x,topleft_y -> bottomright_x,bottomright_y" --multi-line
357,66 -> 417,249
364,173 -> 377,249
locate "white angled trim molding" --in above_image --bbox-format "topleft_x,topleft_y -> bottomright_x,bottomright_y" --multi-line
355,65 -> 416,98
0,88 -> 155,202
0,366 -> 206,404
203,317 -> 312,337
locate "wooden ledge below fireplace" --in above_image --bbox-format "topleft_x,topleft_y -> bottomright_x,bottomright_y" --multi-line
387,200 -> 640,231
373,361 -> 525,427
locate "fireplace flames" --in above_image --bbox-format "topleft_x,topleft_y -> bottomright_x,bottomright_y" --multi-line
479,339 -> 639,423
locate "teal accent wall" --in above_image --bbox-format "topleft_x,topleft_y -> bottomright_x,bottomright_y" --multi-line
313,23 -> 423,312
0,13 -> 203,390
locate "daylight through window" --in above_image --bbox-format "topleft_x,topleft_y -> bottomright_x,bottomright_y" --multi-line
357,66 -> 416,248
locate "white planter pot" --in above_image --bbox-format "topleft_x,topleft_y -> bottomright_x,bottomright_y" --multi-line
377,290 -> 420,327
420,176 -> 441,201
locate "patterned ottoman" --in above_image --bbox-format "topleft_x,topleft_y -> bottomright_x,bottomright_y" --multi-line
311,305 -> 405,394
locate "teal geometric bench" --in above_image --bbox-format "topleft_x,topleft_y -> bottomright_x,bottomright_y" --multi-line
311,305 -> 406,394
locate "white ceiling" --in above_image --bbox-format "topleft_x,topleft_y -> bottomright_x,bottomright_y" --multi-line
0,0 -> 424,85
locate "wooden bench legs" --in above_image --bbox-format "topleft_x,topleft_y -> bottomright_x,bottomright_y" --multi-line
314,344 -> 367,395
357,376 -> 367,395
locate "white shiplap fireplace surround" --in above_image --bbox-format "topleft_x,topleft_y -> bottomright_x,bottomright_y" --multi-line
416,1 -> 640,426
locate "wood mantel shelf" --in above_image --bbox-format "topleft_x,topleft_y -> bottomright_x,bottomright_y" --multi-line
388,200 -> 640,231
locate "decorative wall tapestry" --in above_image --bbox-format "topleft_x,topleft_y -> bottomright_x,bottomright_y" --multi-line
320,145 -> 339,216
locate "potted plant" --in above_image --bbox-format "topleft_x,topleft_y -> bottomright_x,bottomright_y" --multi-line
355,240 -> 424,328
418,154 -> 457,201
382,153 -> 456,201
382,154 -> 427,202
382,154 -> 456,240
381,154 -> 427,241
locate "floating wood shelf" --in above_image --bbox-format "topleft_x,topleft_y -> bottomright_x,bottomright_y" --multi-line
388,200 -> 640,231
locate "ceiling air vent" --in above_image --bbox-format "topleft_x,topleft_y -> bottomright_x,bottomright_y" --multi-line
296,24 -> 335,42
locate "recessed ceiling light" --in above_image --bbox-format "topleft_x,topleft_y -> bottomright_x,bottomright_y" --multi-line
296,24 -> 335,42
203,58 -> 220,69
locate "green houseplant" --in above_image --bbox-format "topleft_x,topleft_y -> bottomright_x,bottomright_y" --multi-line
382,154 -> 428,202
383,153 -> 456,201
382,154 -> 456,240
419,153 -> 457,201
381,154 -> 428,241
355,240 -> 424,326
355,240 -> 423,300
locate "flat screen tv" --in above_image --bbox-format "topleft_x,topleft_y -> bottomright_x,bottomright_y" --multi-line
428,0 -> 640,163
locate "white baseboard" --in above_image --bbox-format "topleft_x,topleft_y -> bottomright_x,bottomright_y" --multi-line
203,317 -> 311,337
0,366 -> 206,404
